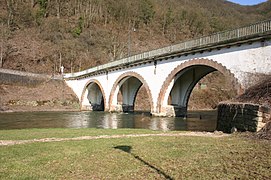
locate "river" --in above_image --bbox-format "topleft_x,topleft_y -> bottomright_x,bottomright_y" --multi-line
0,111 -> 217,131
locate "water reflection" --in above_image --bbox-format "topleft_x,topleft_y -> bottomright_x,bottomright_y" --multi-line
0,110 -> 217,131
102,113 -> 118,129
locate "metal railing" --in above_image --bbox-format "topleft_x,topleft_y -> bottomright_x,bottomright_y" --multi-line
65,19 -> 271,79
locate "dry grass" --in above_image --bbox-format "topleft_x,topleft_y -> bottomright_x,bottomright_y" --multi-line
237,75 -> 271,108
0,129 -> 270,179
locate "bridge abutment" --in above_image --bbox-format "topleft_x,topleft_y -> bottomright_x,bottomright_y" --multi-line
81,104 -> 104,111
153,105 -> 187,117
122,105 -> 134,112
92,103 -> 104,111
81,105 -> 92,111
109,104 -> 134,113
109,104 -> 122,112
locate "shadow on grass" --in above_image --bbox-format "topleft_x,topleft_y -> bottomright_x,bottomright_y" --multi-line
114,145 -> 173,180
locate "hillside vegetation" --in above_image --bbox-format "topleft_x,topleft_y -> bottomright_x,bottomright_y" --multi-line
0,0 -> 270,74
0,0 -> 270,112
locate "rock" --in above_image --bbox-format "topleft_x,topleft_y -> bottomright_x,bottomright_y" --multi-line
231,127 -> 238,133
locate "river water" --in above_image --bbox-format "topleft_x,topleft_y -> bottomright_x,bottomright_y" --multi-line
0,111 -> 217,131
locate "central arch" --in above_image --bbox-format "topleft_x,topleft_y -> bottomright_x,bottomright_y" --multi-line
157,58 -> 242,116
81,80 -> 106,111
109,72 -> 154,113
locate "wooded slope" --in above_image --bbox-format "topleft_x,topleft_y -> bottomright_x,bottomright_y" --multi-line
0,0 -> 270,74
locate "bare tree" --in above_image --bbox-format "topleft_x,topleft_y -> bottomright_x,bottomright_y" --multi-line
6,0 -> 14,28
56,0 -> 60,19
0,23 -> 3,68
108,35 -> 126,61
0,23 -> 9,68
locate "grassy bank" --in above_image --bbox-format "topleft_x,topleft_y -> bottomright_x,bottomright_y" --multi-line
0,128 -> 159,140
0,129 -> 271,179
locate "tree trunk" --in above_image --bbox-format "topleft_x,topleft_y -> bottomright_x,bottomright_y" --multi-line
6,0 -> 13,28
59,52 -> 62,72
56,0 -> 60,19
31,0 -> 35,7
0,23 -> 4,68
0,44 -> 3,68
70,60 -> 73,73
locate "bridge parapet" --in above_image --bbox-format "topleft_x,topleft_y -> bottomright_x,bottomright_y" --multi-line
64,19 -> 271,79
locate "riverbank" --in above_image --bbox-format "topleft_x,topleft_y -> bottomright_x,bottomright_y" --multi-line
0,128 -> 270,179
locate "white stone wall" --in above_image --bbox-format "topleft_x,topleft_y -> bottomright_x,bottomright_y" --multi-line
65,40 -> 271,114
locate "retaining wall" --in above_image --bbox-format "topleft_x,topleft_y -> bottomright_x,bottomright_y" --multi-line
217,102 -> 270,133
0,68 -> 62,86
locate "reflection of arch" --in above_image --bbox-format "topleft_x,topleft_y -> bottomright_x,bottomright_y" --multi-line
157,58 -> 241,114
109,71 -> 154,112
81,79 -> 106,111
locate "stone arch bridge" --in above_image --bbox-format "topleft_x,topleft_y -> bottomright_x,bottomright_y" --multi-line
65,19 -> 271,116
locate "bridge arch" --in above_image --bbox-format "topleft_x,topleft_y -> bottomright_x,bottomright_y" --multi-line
109,71 -> 154,113
81,79 -> 106,111
157,58 -> 241,116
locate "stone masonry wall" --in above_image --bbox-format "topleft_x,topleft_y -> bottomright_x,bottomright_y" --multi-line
217,102 -> 270,133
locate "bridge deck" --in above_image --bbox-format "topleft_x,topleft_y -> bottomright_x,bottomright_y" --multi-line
65,19 -> 271,79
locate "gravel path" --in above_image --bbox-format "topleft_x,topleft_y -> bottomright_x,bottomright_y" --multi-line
0,132 -> 228,146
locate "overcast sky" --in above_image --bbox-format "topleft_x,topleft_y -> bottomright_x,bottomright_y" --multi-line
227,0 -> 267,5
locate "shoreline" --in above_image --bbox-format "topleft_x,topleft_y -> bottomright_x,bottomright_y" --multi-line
0,106 -> 80,113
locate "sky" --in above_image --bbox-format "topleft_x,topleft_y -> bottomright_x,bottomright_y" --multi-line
227,0 -> 268,5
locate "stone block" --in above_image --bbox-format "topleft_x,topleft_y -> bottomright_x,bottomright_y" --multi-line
110,104 -> 123,112
248,125 -> 257,132
244,104 -> 259,111
81,105 -> 92,111
235,123 -> 246,132
217,102 -> 270,133
159,105 -> 187,117
122,105 -> 134,112
257,121 -> 266,131
92,104 -> 104,111
245,119 -> 258,126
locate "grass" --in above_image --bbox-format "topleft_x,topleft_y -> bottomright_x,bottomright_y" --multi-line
0,129 -> 271,179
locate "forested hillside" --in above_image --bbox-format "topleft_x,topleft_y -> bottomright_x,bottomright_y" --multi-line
0,0 -> 270,74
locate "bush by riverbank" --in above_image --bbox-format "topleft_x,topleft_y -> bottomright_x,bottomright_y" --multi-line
0,129 -> 270,179
237,75 -> 271,108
